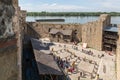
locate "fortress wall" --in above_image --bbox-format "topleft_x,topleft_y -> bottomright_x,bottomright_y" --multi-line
117,25 -> 120,80
82,14 -> 111,50
0,0 -> 23,80
12,6 -> 20,33
29,22 -> 83,41
0,46 -> 17,80
0,0 -> 18,80
82,20 -> 103,50
28,14 -> 110,50
29,21 -> 102,50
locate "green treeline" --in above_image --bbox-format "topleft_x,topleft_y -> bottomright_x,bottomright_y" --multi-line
27,12 -> 120,16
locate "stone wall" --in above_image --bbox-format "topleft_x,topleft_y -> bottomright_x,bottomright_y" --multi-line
28,14 -> 111,50
117,25 -> 120,80
82,14 -> 111,50
28,22 -> 82,41
0,42 -> 17,80
0,0 -> 15,37
0,0 -> 23,80
12,0 -> 18,7
0,0 -> 17,79
20,10 -> 27,38
25,23 -> 40,39
82,20 -> 103,50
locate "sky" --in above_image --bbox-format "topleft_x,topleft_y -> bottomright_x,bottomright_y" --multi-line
19,0 -> 120,12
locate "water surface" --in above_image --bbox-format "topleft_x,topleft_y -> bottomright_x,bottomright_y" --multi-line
26,16 -> 120,24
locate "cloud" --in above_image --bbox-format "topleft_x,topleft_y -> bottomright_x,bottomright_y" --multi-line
19,0 -> 120,12
98,1 -> 120,12
20,3 -> 89,12
86,0 -> 120,11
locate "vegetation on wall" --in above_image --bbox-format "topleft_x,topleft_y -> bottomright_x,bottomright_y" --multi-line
27,12 -> 120,16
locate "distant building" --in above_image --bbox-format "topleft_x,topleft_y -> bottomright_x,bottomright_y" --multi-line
103,25 -> 118,52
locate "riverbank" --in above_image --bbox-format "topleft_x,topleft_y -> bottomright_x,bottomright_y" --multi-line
27,12 -> 120,16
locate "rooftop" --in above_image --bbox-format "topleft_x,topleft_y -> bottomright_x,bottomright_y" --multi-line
104,26 -> 118,32
49,28 -> 72,36
30,38 -> 51,54
31,38 -> 63,75
34,52 -> 63,75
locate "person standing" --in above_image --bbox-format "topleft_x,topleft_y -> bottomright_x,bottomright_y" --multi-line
96,74 -> 99,80
78,75 -> 81,80
103,65 -> 106,73
78,72 -> 83,80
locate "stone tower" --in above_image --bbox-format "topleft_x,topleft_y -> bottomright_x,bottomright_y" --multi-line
82,14 -> 111,50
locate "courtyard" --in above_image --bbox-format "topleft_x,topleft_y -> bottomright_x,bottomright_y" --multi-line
31,38 -> 116,80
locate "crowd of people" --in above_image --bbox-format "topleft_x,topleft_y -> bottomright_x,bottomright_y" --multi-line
49,42 -> 116,80
82,49 -> 93,56
53,55 -> 76,73
51,44 -> 100,78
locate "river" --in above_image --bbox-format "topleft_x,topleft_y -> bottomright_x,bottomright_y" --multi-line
26,16 -> 120,24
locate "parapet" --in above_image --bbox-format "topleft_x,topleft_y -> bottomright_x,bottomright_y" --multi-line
100,14 -> 110,21
99,14 -> 110,19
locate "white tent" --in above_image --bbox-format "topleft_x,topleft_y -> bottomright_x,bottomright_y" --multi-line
40,38 -> 50,43
82,43 -> 87,48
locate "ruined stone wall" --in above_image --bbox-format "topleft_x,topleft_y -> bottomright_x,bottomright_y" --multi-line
82,20 -> 103,50
0,0 -> 23,80
99,14 -> 111,28
29,22 -> 82,41
0,0 -> 15,37
12,6 -> 20,33
0,42 -> 17,80
12,0 -> 18,7
13,2 -> 27,80
0,0 -> 18,80
82,14 -> 111,50
117,25 -> 120,80
20,10 -> 27,37
28,14 -> 110,50
25,23 -> 40,39
12,1 -> 27,37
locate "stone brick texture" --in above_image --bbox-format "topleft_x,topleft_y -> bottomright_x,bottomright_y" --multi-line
0,0 -> 23,80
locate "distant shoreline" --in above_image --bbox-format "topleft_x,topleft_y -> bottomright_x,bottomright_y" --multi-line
27,12 -> 120,16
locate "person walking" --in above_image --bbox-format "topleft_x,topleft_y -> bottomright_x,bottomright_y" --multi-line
78,72 -> 83,80
78,75 -> 81,80
96,74 -> 99,80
